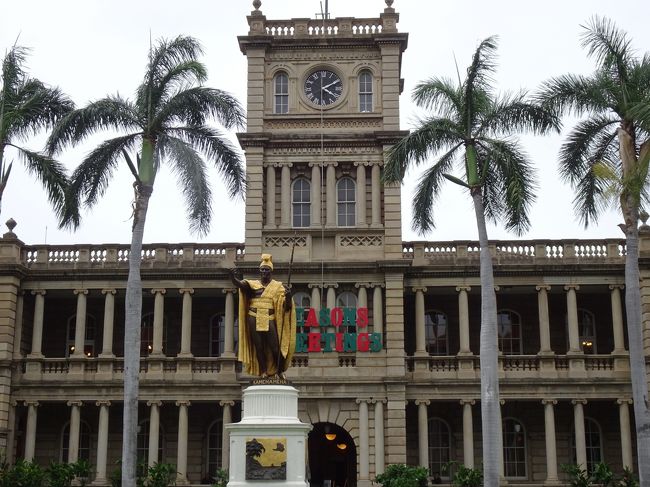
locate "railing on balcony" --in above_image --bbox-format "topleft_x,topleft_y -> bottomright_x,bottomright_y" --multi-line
22,243 -> 246,269
402,239 -> 626,266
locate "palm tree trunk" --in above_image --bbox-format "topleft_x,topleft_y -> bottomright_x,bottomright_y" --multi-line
624,222 -> 650,485
121,184 -> 152,487
472,189 -> 501,487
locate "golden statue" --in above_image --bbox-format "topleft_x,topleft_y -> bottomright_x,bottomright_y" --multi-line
231,254 -> 296,378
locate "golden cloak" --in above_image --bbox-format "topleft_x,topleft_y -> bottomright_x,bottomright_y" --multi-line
237,279 -> 296,376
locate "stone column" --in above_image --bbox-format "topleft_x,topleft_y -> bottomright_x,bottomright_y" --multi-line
266,164 -> 276,228
610,285 -> 626,353
309,285 -> 321,314
457,286 -> 471,354
95,401 -> 111,484
24,401 -> 39,461
13,292 -> 24,359
280,164 -> 291,227
326,285 -> 336,309
67,401 -> 83,462
72,290 -> 88,357
176,400 -> 191,484
565,285 -> 581,352
178,289 -> 194,357
147,401 -> 162,467
414,287 -> 427,355
100,289 -> 116,356
326,163 -> 337,227
372,285 -> 384,335
223,289 -> 236,357
356,284 -> 368,308
220,401 -> 234,470
416,399 -> 430,468
355,162 -> 367,227
29,290 -> 46,357
618,399 -> 633,470
542,399 -> 559,483
537,285 -> 553,354
6,401 -> 16,464
151,289 -> 166,356
357,399 -> 370,480
310,163 -> 321,227
460,400 -> 475,468
572,399 -> 587,469
375,400 -> 385,475
371,164 -> 381,227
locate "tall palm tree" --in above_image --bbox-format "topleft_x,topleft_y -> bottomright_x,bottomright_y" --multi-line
384,37 -> 559,487
0,45 -> 72,217
537,17 -> 650,483
46,36 -> 245,487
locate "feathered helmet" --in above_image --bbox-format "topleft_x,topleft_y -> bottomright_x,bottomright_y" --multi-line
259,253 -> 273,270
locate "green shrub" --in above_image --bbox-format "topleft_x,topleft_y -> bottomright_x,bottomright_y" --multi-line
211,468 -> 228,487
0,459 -> 47,487
561,462 -> 638,487
443,462 -> 482,487
376,464 -> 428,487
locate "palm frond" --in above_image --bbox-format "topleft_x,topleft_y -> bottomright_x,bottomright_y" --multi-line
168,125 -> 245,199
558,115 -> 618,184
411,145 -> 461,234
479,91 -> 561,136
412,77 -> 462,117
572,163 -> 609,227
1,46 -> 28,97
150,60 -> 208,109
5,80 -> 74,141
68,134 -> 139,214
536,73 -> 613,115
157,134 -> 212,235
581,16 -> 633,81
463,36 -> 498,131
383,116 -> 462,183
7,144 -> 68,220
478,138 -> 537,234
46,96 -> 140,154
153,87 -> 245,130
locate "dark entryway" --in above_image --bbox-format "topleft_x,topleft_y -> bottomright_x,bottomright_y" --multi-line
308,422 -> 356,487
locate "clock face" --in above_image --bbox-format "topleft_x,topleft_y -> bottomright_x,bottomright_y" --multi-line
304,70 -> 343,107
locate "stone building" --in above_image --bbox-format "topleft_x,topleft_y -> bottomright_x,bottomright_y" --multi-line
0,1 -> 647,486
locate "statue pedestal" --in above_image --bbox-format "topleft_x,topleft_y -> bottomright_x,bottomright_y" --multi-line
226,383 -> 312,487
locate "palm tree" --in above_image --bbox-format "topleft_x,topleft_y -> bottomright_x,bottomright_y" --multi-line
537,17 -> 650,483
46,36 -> 246,487
0,45 -> 72,217
384,37 -> 559,487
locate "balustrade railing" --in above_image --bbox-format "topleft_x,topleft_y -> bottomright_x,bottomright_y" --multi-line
22,243 -> 245,268
261,17 -> 386,38
403,239 -> 626,265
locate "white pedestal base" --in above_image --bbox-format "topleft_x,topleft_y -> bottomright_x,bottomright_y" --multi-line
226,384 -> 311,487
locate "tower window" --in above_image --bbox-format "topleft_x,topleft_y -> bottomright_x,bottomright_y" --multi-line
359,70 -> 373,113
337,177 -> 356,227
274,72 -> 289,114
292,177 -> 311,227
425,310 -> 448,356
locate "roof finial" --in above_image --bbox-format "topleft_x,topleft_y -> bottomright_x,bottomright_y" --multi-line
385,0 -> 394,7
253,0 -> 261,10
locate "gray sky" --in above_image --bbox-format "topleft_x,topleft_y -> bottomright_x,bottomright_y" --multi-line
1,0 -> 649,246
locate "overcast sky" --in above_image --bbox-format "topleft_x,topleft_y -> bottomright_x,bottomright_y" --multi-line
1,0 -> 649,246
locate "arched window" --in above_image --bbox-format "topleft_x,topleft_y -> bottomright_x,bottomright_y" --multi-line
293,292 -> 311,333
427,417 -> 451,479
498,310 -> 522,355
274,72 -> 289,114
206,418 -> 223,479
137,419 -> 164,469
66,314 -> 97,357
210,314 -> 239,357
336,291 -> 357,309
503,418 -> 527,478
60,420 -> 91,462
359,70 -> 373,112
337,177 -> 356,227
292,178 -> 311,228
425,310 -> 448,356
141,312 -> 168,356
578,309 -> 597,354
572,417 -> 603,473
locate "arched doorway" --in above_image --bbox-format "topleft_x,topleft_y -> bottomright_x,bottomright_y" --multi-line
308,422 -> 356,487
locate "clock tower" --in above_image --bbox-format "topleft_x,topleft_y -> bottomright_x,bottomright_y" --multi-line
237,1 -> 409,482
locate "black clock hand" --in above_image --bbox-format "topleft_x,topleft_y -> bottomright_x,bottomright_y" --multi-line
322,79 -> 341,90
